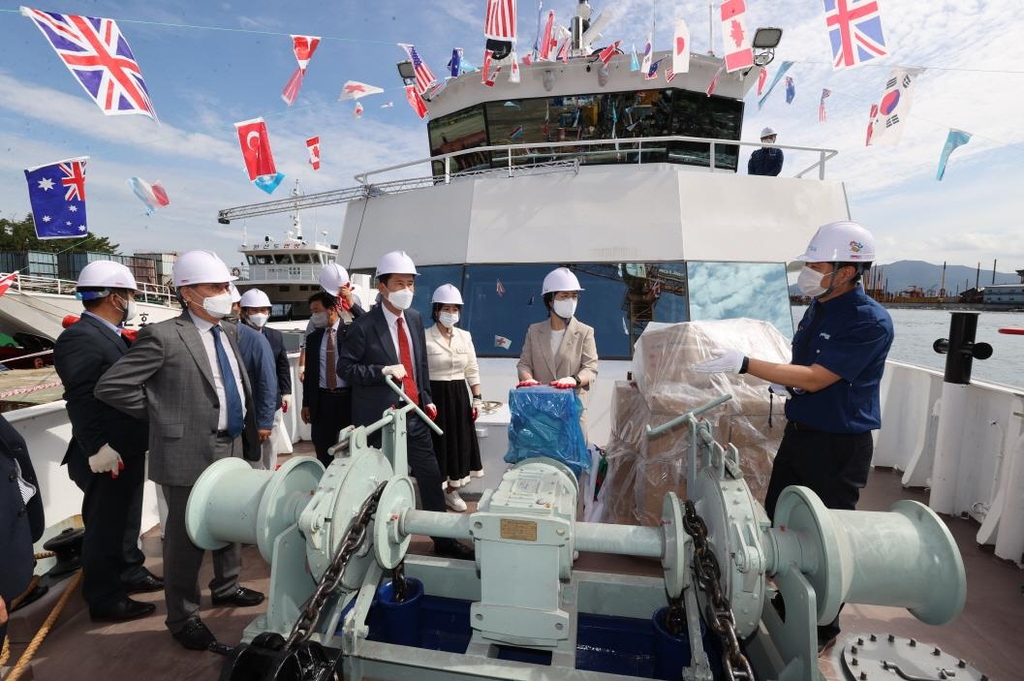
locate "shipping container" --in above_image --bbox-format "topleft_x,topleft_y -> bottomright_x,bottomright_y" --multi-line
126,256 -> 158,286
25,251 -> 57,277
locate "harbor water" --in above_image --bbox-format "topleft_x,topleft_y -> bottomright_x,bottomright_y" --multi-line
793,306 -> 1024,388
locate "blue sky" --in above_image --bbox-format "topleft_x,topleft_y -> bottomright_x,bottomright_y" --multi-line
0,0 -> 1021,274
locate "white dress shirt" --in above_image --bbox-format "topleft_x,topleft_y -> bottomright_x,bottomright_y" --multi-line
381,305 -> 417,385
188,311 -> 246,430
425,324 -> 481,386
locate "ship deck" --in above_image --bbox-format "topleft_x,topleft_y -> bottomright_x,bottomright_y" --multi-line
4,445 -> 1021,681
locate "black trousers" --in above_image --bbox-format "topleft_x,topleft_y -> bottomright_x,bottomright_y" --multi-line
311,388 -> 352,468
68,450 -> 147,611
764,423 -> 873,640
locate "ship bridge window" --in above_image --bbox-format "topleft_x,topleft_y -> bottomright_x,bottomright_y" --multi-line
253,254 -> 274,265
686,261 -> 793,337
273,254 -> 293,264
292,253 -> 312,264
428,88 -> 743,177
402,263 -> 691,360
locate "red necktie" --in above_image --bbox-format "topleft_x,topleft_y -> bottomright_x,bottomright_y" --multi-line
395,317 -> 419,405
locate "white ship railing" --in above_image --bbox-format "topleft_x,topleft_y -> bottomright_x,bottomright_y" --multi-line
2,272 -> 177,306
218,136 -> 839,223
356,135 -> 839,186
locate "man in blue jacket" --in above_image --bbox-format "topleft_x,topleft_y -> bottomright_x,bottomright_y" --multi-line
748,126 -> 784,176
240,288 -> 291,470
229,285 -> 276,453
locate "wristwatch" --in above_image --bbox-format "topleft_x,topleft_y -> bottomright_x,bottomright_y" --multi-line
571,374 -> 581,386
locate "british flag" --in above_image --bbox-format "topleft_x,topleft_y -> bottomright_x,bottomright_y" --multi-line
21,7 -> 157,119
822,0 -> 888,70
399,44 -> 438,97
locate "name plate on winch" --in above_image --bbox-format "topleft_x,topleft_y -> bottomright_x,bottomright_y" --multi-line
500,518 -> 538,541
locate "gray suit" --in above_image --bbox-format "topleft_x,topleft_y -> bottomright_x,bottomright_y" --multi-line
95,311 -> 256,633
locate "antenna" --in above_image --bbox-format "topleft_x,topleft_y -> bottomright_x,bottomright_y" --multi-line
708,2 -> 713,55
291,179 -> 303,241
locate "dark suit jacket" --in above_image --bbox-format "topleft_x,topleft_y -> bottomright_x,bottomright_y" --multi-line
302,306 -> 363,414
95,311 -> 261,484
337,305 -> 431,427
261,326 -> 291,398
0,415 -> 43,609
53,314 -> 149,472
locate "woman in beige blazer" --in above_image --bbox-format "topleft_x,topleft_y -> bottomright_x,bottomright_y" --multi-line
516,267 -> 599,435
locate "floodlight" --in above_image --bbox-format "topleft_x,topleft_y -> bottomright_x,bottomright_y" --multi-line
752,28 -> 783,49
396,61 -> 416,82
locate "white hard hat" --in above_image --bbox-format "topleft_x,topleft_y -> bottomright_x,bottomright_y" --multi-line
319,263 -> 350,293
172,250 -> 237,287
542,267 -> 584,295
760,126 -> 777,138
375,250 -> 418,278
76,260 -> 137,300
229,284 -> 241,303
431,283 -> 464,305
795,220 -> 876,263
240,288 -> 272,309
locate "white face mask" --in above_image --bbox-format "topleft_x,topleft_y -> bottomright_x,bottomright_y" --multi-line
552,298 -> 577,319
310,312 -> 329,328
247,313 -> 269,328
116,294 -> 136,323
201,291 -> 234,319
438,311 -> 459,329
388,288 -> 414,311
797,266 -> 830,298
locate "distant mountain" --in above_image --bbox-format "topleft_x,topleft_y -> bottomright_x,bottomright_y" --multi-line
789,260 -> 1021,296
872,260 -> 1020,295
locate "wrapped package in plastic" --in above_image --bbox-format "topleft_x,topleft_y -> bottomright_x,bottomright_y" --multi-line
505,385 -> 591,475
632,318 -> 793,416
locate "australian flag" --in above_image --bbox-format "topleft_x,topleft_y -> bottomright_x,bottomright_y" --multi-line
24,158 -> 89,239
822,0 -> 887,70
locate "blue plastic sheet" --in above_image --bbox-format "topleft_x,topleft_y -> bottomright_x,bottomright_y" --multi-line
505,385 -> 590,475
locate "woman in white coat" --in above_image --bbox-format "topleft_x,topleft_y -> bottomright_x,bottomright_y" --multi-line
425,284 -> 484,512
516,267 -> 599,435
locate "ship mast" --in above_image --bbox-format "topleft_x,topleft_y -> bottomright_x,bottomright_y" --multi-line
291,179 -> 303,242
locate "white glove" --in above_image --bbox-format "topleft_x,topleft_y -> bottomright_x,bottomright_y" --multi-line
769,383 -> 791,396
691,349 -> 746,374
382,364 -> 407,380
551,376 -> 578,389
89,444 -> 123,477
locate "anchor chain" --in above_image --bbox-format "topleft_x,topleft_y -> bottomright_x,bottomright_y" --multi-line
681,499 -> 755,681
285,481 -> 388,649
390,562 -> 408,603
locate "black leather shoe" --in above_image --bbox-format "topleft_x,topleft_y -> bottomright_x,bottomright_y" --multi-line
172,617 -> 216,651
90,597 -> 156,622
123,573 -> 164,594
211,585 -> 265,607
432,539 -> 475,561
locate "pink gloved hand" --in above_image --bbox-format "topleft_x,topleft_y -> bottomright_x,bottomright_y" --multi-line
550,376 -> 578,389
516,379 -> 541,388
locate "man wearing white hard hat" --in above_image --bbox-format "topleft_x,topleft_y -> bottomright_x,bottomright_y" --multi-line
53,260 -> 162,623
338,250 -> 474,560
226,283 -> 278,452
297,263 -> 363,383
692,220 -> 893,652
747,125 -> 784,176
96,250 -> 265,652
240,288 -> 292,471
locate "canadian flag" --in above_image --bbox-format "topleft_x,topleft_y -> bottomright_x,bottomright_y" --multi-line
234,118 -> 277,181
720,0 -> 753,73
404,84 -> 427,119
306,136 -> 321,170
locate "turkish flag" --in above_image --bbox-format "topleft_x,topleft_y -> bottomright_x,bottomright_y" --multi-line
234,118 -> 277,181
